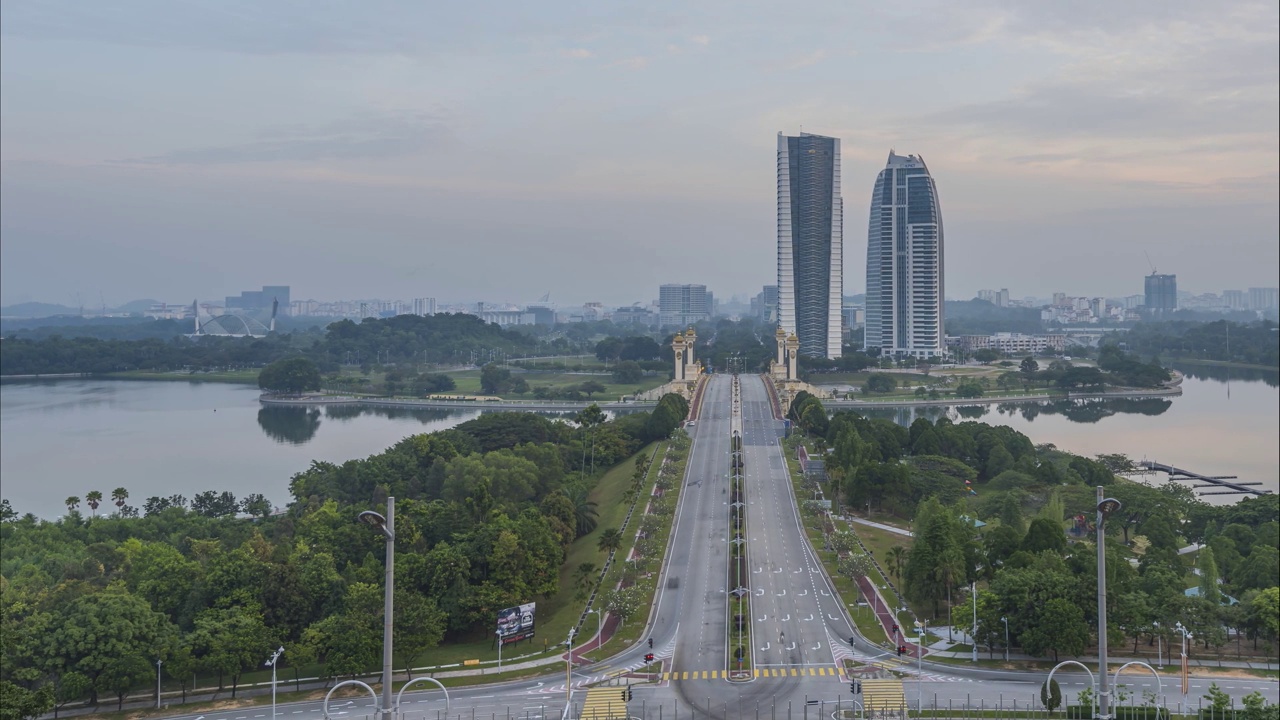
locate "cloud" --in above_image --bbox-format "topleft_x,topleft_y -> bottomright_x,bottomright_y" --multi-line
690,34 -> 710,46
117,112 -> 450,165
612,56 -> 650,70
560,48 -> 593,59
786,50 -> 825,69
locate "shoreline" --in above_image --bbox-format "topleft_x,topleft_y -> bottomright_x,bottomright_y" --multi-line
1169,358 -> 1280,371
259,393 -> 655,411
821,385 -> 1182,410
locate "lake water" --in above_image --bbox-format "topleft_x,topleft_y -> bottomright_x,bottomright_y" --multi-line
1,368 -> 1276,519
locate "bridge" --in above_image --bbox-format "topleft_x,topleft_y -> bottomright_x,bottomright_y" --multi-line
1137,460 -> 1272,496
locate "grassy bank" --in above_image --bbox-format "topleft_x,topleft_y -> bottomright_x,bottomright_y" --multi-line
106,369 -> 260,383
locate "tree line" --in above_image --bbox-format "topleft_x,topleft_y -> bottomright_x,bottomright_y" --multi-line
0,394 -> 690,714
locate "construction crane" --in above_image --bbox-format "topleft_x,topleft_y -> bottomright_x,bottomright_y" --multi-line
1145,251 -> 1157,275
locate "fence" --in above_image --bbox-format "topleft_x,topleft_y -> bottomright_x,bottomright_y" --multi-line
388,694 -> 1258,720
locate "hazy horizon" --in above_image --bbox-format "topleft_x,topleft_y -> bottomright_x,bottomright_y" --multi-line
3,1 -> 1277,309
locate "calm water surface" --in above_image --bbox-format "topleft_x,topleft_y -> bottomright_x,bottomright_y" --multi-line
1,368 -> 1276,519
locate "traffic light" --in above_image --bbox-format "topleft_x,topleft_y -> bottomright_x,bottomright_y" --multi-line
620,689 -> 627,703
850,681 -> 857,694
648,638 -> 654,648
897,645 -> 905,656
644,653 -> 655,663
625,686 -> 634,702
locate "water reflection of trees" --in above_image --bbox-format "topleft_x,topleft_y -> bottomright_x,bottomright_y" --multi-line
1174,364 -> 1279,387
993,397 -> 1172,423
323,404 -> 457,424
257,406 -> 322,444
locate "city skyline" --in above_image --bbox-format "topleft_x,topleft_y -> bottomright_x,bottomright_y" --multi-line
2,1 -> 1277,307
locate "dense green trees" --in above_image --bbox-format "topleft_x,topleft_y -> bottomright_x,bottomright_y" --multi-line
0,394 -> 693,709
789,393 -> 1279,666
258,357 -> 322,394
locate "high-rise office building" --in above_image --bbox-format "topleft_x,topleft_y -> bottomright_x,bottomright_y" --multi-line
659,284 -> 710,326
864,151 -> 945,358
1144,273 -> 1177,316
777,132 -> 843,358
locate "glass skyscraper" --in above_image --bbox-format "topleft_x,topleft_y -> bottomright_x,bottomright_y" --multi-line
777,132 -> 843,359
865,151 -> 945,358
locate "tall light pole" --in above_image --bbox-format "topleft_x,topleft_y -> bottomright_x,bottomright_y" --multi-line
359,497 -> 396,720
156,659 -> 163,710
496,630 -> 503,672
265,646 -> 284,720
1175,622 -> 1193,700
1001,617 -> 1009,662
913,619 -> 929,713
586,608 -> 603,652
971,581 -> 978,663
1096,488 -> 1122,720
1153,621 -> 1162,667
564,628 -> 576,711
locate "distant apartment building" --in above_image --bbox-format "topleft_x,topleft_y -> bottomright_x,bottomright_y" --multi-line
226,285 -> 290,315
478,309 -> 535,326
958,333 -> 1067,354
752,285 -> 779,323
525,304 -> 556,325
1248,287 -> 1279,310
412,298 -> 437,316
144,303 -> 193,320
612,305 -> 657,326
659,284 -> 711,326
977,289 -> 1010,307
1222,290 -> 1246,310
1144,273 -> 1177,316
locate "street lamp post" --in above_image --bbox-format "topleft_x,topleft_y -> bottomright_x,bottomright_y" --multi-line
1153,621 -> 1162,667
586,608 -> 603,652
564,628 -> 576,711
1175,622 -> 1193,700
496,630 -> 503,672
913,619 -> 929,713
1001,617 -> 1009,662
155,659 -> 163,710
971,580 -> 978,664
1096,488 -> 1123,720
359,498 -> 396,720
265,646 -> 284,720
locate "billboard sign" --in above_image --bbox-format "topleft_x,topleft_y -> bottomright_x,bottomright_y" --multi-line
496,602 -> 536,645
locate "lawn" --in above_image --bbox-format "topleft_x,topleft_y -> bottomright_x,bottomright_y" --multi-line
109,369 -> 260,383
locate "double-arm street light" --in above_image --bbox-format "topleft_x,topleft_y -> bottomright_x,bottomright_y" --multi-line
1175,621 -> 1194,699
1096,488 -> 1123,720
265,646 -> 285,720
358,498 -> 396,720
586,607 -> 603,652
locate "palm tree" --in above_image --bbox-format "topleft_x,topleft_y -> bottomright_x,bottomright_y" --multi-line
65,496 -> 81,513
597,528 -> 623,555
563,485 -> 599,538
85,490 -> 103,518
886,546 -> 908,583
573,562 -> 598,600
111,487 -> 129,509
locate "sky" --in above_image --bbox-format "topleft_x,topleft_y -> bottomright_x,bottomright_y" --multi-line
1,0 -> 1277,309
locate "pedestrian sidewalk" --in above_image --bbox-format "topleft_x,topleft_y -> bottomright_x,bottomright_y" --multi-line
926,645 -> 1279,672
847,515 -> 913,537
